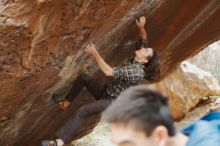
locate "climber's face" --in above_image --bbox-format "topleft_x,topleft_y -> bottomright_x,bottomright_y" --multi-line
135,47 -> 153,64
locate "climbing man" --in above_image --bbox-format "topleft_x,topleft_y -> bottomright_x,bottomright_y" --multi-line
102,85 -> 220,146
42,16 -> 160,146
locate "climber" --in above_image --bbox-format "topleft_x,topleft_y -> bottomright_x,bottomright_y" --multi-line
102,85 -> 220,146
41,16 -> 160,146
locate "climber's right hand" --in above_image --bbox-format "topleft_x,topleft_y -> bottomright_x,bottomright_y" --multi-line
84,43 -> 98,56
136,16 -> 146,28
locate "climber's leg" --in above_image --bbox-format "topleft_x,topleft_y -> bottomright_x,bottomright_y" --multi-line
65,73 -> 106,102
52,73 -> 106,110
56,98 -> 113,143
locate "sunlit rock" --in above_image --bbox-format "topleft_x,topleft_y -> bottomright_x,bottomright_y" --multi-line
155,61 -> 220,119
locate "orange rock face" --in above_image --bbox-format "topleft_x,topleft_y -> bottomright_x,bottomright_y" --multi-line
0,0 -> 220,145
156,61 -> 220,119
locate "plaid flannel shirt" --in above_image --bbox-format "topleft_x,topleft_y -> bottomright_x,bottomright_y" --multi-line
106,59 -> 145,97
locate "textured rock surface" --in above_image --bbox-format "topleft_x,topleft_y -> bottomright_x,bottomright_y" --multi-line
155,61 -> 220,119
1,0 -> 220,145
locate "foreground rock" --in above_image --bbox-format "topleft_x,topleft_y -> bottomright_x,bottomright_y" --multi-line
155,61 -> 220,119
1,0 -> 220,145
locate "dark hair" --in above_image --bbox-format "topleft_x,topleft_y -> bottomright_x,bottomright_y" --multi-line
135,39 -> 148,50
102,85 -> 176,137
144,51 -> 160,82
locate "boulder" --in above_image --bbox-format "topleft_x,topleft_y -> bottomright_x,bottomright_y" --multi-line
189,40 -> 220,82
155,61 -> 220,119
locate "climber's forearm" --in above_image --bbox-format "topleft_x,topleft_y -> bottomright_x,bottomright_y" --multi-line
84,43 -> 113,76
92,52 -> 113,76
138,26 -> 147,40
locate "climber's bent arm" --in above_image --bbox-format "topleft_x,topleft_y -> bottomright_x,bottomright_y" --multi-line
93,52 -> 113,76
85,43 -> 113,76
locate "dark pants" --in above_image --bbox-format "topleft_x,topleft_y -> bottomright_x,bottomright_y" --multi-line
56,73 -> 114,142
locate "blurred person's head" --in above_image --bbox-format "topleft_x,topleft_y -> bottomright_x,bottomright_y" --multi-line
102,85 -> 179,146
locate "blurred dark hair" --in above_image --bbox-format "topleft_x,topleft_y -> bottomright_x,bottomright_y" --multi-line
102,85 -> 176,137
144,51 -> 160,82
